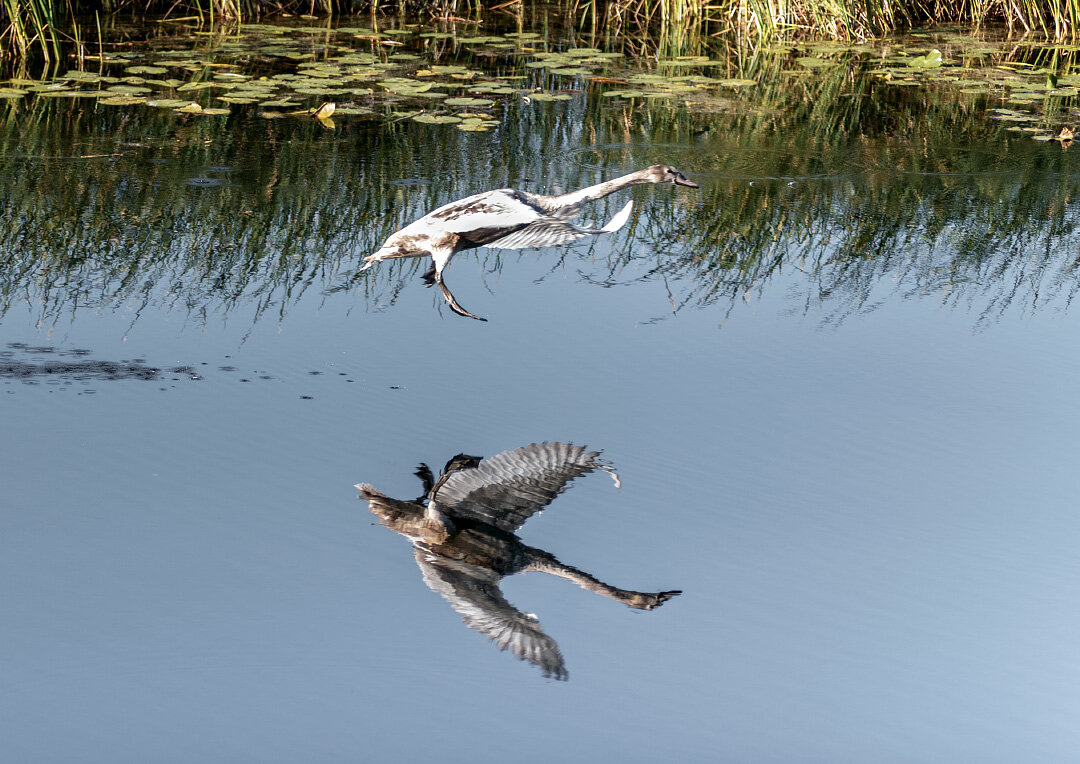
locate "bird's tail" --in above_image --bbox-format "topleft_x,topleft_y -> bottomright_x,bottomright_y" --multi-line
600,200 -> 633,233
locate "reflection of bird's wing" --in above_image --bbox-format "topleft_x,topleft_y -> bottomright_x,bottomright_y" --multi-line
485,200 -> 633,250
414,549 -> 568,680
424,190 -> 542,234
435,442 -> 602,533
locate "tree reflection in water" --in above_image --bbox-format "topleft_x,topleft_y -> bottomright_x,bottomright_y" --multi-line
357,442 -> 681,680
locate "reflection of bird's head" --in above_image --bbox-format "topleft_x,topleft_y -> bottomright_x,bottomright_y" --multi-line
643,164 -> 699,188
356,483 -> 420,527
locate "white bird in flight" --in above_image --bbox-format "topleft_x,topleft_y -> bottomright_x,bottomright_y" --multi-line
360,165 -> 699,321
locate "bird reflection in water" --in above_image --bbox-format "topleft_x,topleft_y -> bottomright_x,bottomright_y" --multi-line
356,442 -> 681,680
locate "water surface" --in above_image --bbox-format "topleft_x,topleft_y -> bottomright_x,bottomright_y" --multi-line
2,22 -> 1080,763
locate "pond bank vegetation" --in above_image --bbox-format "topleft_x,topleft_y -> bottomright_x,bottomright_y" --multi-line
7,0 -> 1080,67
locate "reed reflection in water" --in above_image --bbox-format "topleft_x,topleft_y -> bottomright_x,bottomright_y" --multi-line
357,442 -> 682,680
3,56 -> 1080,330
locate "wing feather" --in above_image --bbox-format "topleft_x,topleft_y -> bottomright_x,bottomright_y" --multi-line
484,200 -> 633,250
414,550 -> 568,680
434,442 -> 603,533
483,221 -> 592,250
422,190 -> 542,234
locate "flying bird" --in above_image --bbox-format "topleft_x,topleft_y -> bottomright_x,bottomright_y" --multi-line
360,165 -> 699,321
356,442 -> 682,680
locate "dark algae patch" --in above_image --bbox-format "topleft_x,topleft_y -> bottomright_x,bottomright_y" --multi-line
0,344 -> 197,383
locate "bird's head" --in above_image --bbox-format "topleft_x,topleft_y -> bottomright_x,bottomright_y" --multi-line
644,165 -> 699,188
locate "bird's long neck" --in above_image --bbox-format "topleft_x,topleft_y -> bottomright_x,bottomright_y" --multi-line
541,171 -> 650,212
522,547 -> 661,609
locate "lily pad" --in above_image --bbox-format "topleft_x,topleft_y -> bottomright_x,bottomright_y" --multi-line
412,114 -> 462,124
125,65 -> 169,75
443,97 -> 493,107
106,85 -> 153,95
795,56 -> 836,70
909,49 -> 944,68
527,92 -> 573,101
457,120 -> 495,132
100,95 -> 147,106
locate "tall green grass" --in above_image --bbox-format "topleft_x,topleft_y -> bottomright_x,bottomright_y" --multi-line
6,0 -> 1080,70
575,0 -> 1080,41
2,0 -> 60,64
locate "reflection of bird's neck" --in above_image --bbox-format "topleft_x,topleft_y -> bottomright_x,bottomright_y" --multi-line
523,547 -> 675,610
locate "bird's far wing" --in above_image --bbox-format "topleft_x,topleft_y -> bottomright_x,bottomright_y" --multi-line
481,221 -> 593,250
484,200 -> 634,250
426,190 -> 541,235
413,549 -> 568,680
435,442 -> 603,533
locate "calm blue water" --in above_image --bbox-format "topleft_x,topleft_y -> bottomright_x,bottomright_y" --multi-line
3,26 -> 1080,763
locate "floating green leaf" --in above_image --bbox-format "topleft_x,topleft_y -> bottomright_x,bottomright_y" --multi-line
795,56 -> 835,70
527,92 -> 573,101
107,85 -> 153,95
443,97 -> 493,107
125,65 -> 169,75
909,49 -> 943,68
412,114 -> 461,124
457,120 -> 495,132
100,95 -> 147,105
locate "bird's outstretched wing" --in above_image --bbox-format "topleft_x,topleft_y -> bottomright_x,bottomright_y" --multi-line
414,549 -> 568,680
484,200 -> 633,250
481,221 -> 593,250
434,442 -> 603,533
425,190 -> 541,234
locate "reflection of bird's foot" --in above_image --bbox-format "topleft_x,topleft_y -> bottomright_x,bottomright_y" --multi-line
635,590 -> 682,610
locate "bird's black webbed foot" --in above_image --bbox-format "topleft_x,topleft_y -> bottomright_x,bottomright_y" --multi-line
434,273 -> 487,322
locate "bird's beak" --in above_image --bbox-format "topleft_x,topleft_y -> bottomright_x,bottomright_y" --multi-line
674,173 -> 699,188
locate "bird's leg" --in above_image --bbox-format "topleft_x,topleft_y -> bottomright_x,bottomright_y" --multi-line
434,271 -> 487,322
522,548 -> 681,610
